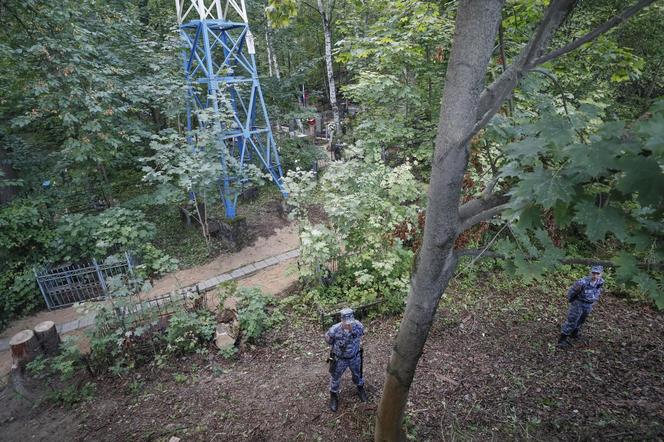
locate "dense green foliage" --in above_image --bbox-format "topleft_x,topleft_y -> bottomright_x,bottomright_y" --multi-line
1,0 -> 662,331
285,160 -> 421,313
0,0 -> 186,328
271,0 -> 663,310
497,99 -> 664,306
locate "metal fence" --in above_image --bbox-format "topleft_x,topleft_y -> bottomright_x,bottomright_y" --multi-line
34,252 -> 134,310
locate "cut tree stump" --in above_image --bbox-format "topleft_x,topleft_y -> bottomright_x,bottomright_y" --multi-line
34,321 -> 61,355
10,329 -> 43,372
215,321 -> 239,351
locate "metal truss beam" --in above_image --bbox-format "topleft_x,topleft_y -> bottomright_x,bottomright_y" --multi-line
176,1 -> 286,219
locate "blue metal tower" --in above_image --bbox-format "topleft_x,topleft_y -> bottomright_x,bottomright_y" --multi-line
176,0 -> 286,219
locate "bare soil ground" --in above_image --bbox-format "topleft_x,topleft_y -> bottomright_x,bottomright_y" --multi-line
1,274 -> 662,441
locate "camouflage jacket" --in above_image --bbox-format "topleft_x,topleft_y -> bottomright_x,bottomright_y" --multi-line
567,276 -> 604,304
325,321 -> 364,359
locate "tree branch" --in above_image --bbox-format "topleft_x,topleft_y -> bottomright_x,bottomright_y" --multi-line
530,0 -> 658,67
458,192 -> 509,221
302,0 -> 323,17
456,249 -> 664,270
482,175 -> 501,199
459,202 -> 511,232
475,0 -> 576,124
475,0 -> 656,124
328,0 -> 336,21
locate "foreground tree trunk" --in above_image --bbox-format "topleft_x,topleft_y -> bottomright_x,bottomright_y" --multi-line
374,0 -> 656,439
316,0 -> 341,129
374,2 -> 504,439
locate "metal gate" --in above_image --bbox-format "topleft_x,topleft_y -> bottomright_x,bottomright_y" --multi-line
34,252 -> 134,310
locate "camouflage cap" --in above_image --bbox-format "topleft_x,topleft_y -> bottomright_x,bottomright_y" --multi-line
340,308 -> 354,323
591,265 -> 603,274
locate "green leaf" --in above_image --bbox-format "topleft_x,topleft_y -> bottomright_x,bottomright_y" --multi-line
533,114 -> 575,147
624,231 -> 653,252
631,272 -> 663,310
516,205 -> 542,230
635,115 -> 664,156
614,252 -> 638,283
563,141 -> 615,178
511,167 -> 576,209
572,200 -> 627,241
504,138 -> 544,165
615,157 -> 664,207
513,254 -> 544,283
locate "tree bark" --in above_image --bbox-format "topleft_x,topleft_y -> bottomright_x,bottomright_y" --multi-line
270,31 -> 281,79
375,1 -> 504,439
265,31 -> 274,77
265,28 -> 281,79
34,321 -> 61,356
317,0 -> 341,129
10,329 -> 43,373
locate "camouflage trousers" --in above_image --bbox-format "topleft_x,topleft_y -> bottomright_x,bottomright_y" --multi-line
330,353 -> 363,393
561,300 -> 594,336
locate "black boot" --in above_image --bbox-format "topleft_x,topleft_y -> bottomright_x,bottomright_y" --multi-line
329,392 -> 339,412
570,329 -> 580,340
557,333 -> 571,348
357,385 -> 368,402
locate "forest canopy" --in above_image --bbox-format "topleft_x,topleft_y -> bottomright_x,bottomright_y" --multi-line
0,0 -> 662,332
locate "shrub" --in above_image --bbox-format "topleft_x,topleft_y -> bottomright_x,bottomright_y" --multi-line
236,287 -> 276,343
284,159 -> 421,314
165,309 -> 216,355
0,197 -> 53,329
26,337 -> 96,406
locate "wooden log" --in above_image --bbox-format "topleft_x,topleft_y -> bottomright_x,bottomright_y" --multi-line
34,321 -> 61,355
10,330 -> 43,372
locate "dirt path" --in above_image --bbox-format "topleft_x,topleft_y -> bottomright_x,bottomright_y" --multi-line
148,223 -> 299,297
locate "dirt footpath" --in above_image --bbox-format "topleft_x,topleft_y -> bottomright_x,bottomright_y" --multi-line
148,223 -> 299,297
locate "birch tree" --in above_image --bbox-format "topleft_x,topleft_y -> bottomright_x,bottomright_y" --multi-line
374,0 -> 658,440
314,0 -> 341,129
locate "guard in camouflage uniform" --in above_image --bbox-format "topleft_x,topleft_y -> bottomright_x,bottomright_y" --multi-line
325,308 -> 367,412
558,265 -> 605,348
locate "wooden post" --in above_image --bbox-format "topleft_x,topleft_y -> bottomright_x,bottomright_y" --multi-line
9,330 -> 43,372
34,321 -> 61,356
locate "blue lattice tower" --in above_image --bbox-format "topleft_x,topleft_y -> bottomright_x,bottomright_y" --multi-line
176,0 -> 286,219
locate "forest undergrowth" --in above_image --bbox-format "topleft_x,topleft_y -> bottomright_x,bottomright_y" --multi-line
1,270 -> 661,441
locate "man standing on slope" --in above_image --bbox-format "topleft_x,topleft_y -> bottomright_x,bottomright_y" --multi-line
325,308 -> 368,411
558,265 -> 605,349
